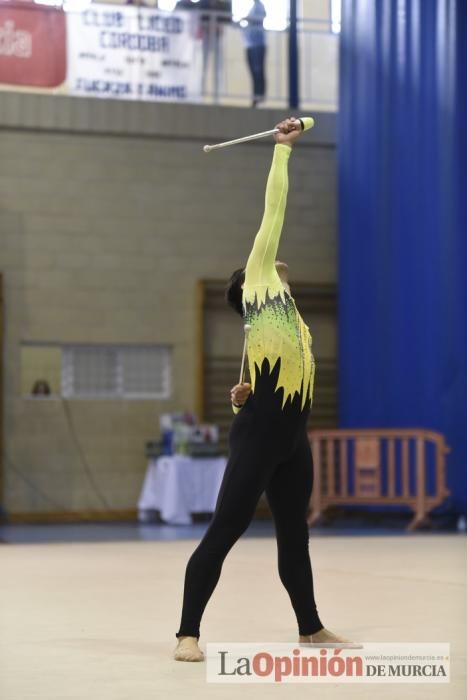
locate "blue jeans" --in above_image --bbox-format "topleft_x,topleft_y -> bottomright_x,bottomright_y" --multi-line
247,44 -> 266,99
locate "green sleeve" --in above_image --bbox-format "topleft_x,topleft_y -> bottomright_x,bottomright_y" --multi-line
231,401 -> 242,415
244,143 -> 292,289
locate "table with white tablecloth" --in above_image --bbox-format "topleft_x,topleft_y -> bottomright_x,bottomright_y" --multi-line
138,455 -> 228,525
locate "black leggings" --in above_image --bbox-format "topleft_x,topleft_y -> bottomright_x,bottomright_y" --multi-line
175,383 -> 323,639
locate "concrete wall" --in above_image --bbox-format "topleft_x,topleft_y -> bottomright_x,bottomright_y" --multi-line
0,92 -> 336,518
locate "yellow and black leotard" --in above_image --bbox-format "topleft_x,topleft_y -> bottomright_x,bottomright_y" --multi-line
232,143 -> 316,417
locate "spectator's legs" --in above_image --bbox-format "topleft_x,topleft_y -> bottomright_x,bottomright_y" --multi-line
213,29 -> 223,102
201,27 -> 211,96
247,45 -> 267,106
247,46 -> 255,101
258,44 -> 266,99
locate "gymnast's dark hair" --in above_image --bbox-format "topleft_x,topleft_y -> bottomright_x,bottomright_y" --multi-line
225,267 -> 245,317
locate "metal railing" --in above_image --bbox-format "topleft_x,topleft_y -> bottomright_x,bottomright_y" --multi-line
192,11 -> 338,109
0,1 -> 338,110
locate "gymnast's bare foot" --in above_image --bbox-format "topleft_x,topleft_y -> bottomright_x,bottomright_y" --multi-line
173,636 -> 205,662
299,628 -> 354,645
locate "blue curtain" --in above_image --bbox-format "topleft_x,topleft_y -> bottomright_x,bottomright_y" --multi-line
338,0 -> 467,509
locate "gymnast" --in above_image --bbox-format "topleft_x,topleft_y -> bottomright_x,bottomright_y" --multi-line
174,117 -> 351,661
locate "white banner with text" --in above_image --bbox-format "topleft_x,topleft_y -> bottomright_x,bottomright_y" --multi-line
66,6 -> 202,101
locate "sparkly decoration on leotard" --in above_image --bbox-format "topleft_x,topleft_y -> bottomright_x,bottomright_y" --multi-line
243,288 -> 315,411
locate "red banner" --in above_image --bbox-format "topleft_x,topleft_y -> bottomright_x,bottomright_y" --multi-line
0,1 -> 66,87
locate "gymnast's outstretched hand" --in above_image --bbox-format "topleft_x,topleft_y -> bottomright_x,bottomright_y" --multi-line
273,117 -> 303,146
230,383 -> 251,407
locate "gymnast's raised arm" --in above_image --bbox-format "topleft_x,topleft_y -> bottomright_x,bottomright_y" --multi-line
243,117 -> 303,291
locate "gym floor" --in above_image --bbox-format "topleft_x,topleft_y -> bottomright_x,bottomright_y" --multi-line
0,524 -> 465,699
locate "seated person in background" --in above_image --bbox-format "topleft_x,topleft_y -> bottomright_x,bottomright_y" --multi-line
31,379 -> 51,396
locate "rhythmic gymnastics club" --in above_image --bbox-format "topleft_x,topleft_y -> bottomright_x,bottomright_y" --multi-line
203,117 -> 315,153
239,324 -> 251,385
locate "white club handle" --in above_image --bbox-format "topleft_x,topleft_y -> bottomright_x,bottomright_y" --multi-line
239,324 -> 251,385
203,117 -> 314,153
